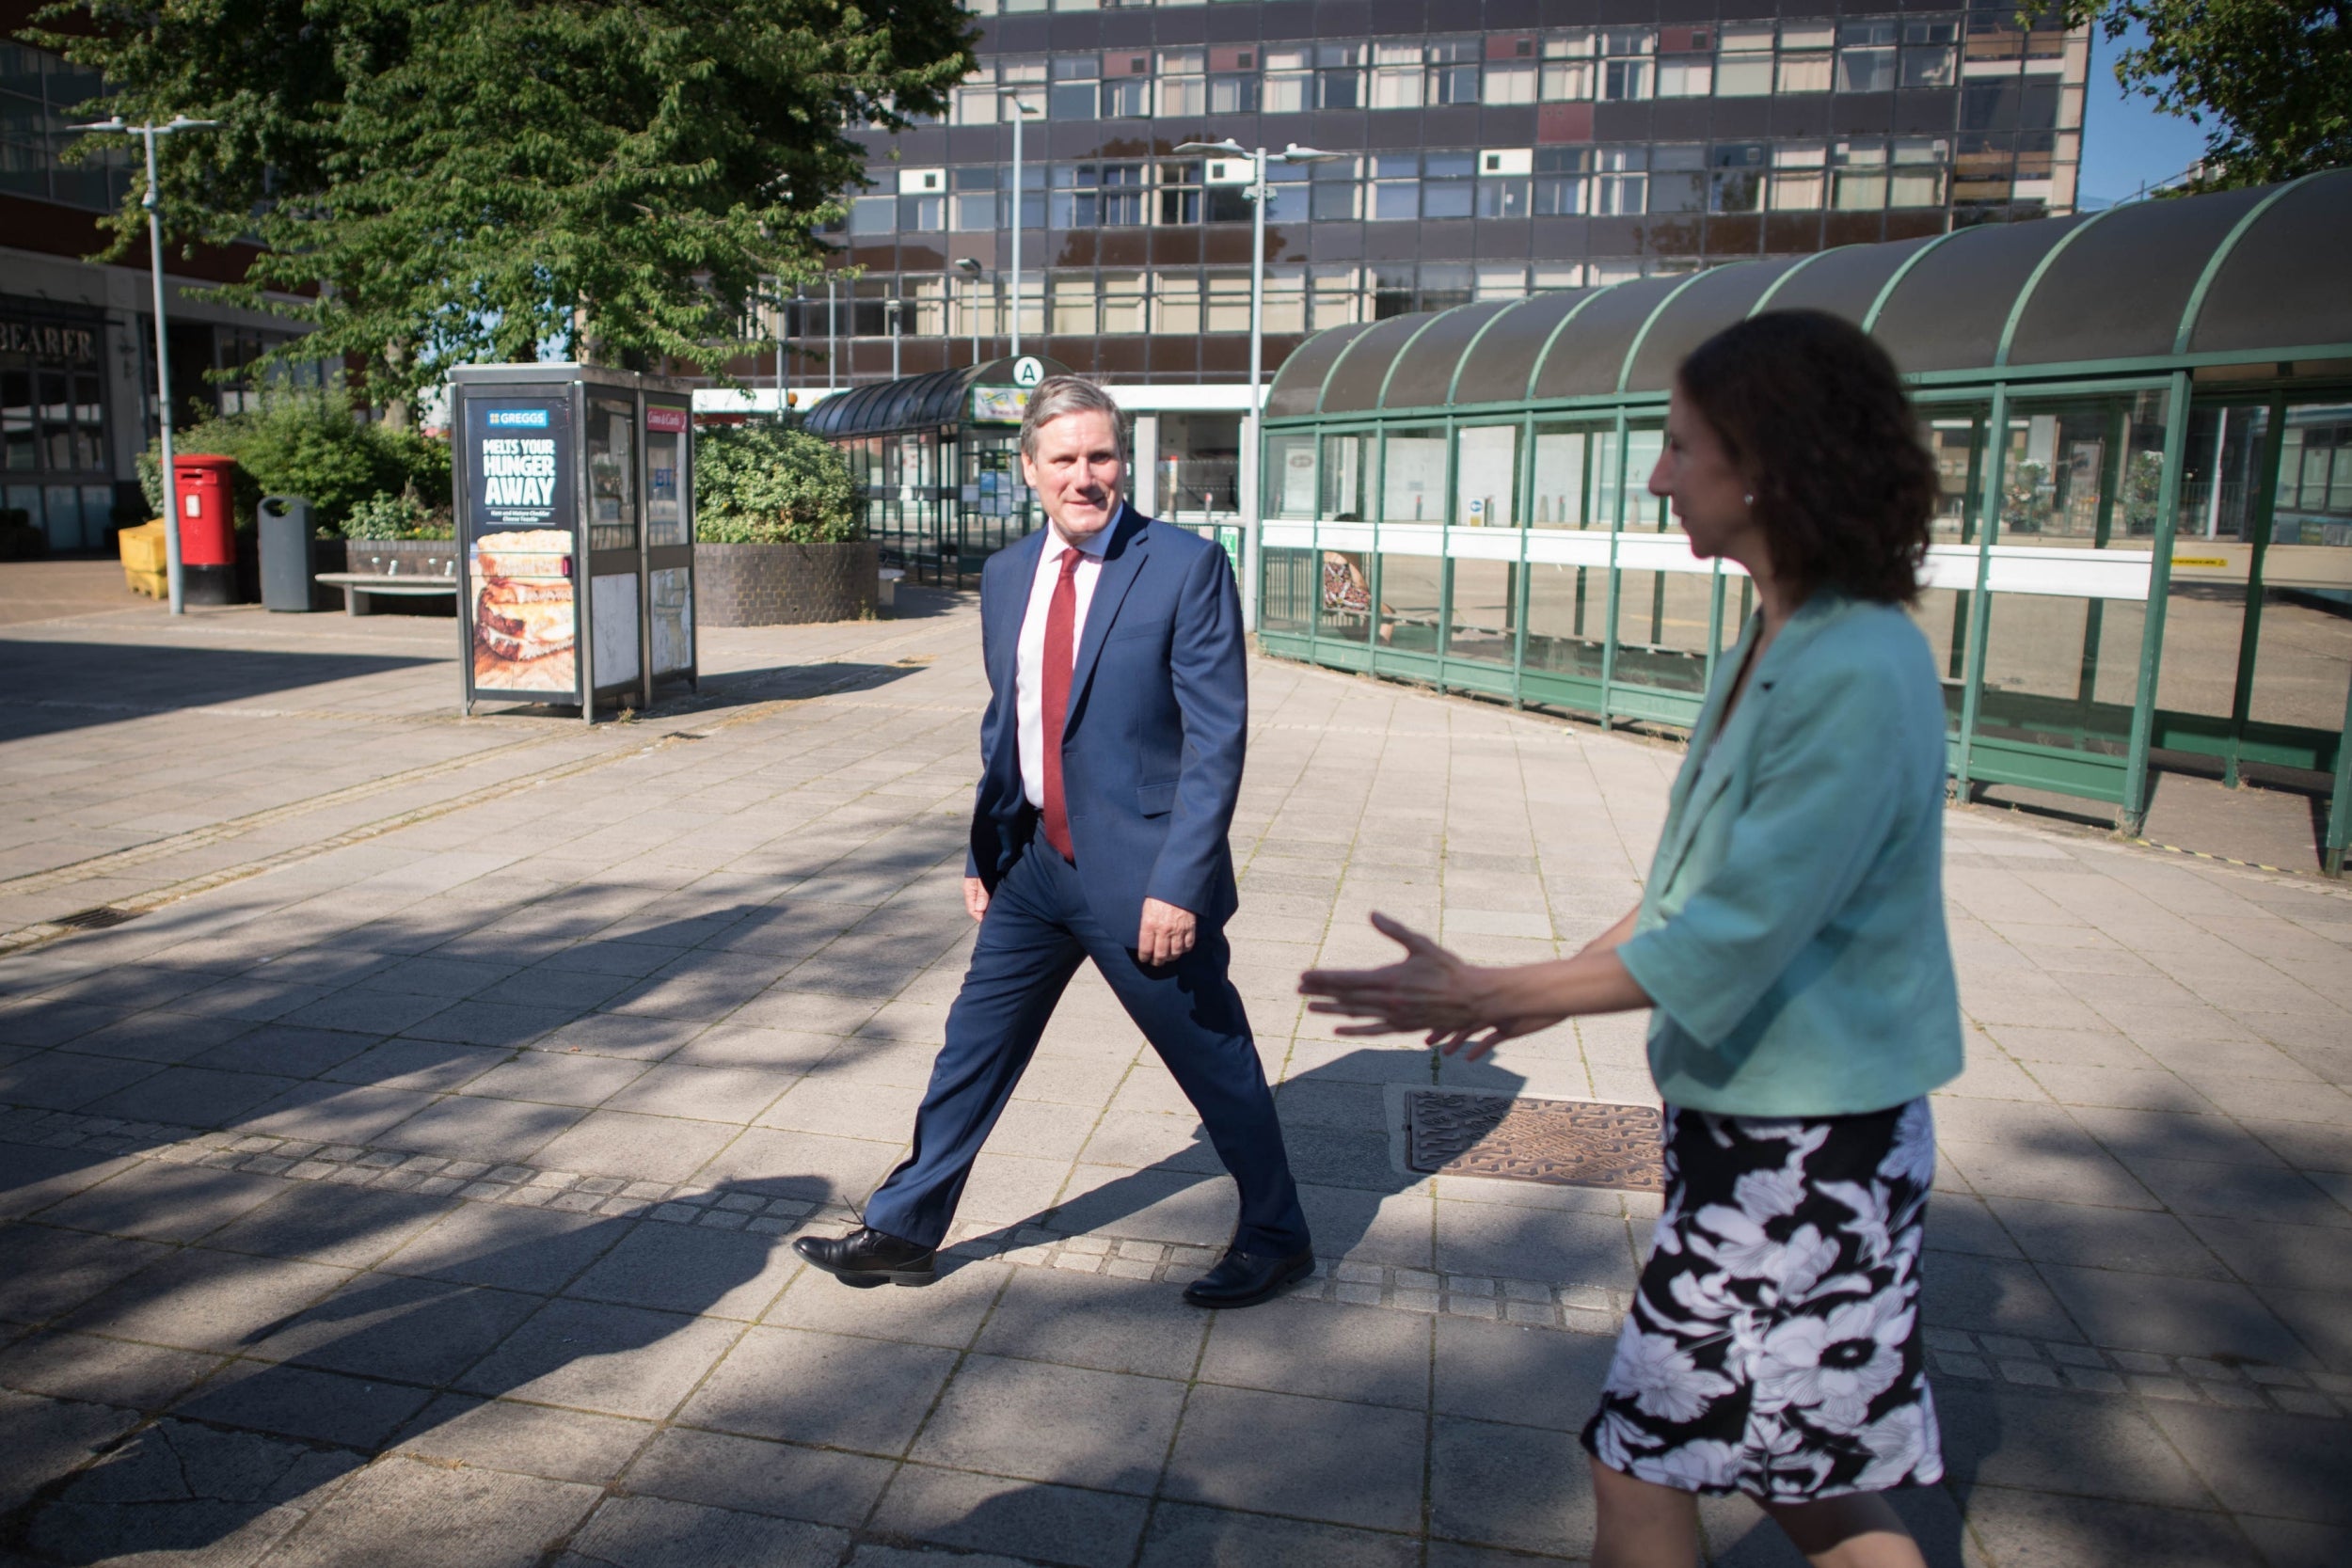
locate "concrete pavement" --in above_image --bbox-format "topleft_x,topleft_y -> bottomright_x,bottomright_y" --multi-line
0,581 -> 2345,1567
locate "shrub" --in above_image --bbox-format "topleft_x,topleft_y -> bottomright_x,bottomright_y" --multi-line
343,492 -> 453,541
138,399 -> 452,535
694,421 -> 860,545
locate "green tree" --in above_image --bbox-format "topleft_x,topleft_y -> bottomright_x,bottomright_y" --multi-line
32,0 -> 972,419
2058,2 -> 2351,190
695,421 -> 859,544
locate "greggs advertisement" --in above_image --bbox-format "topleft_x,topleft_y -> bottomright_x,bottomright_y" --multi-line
466,399 -> 578,695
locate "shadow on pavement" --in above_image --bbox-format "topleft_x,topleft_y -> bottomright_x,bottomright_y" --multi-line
0,641 -> 443,740
0,1173 -> 818,1564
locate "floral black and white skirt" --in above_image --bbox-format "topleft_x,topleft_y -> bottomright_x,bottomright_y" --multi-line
1581,1097 -> 1943,1501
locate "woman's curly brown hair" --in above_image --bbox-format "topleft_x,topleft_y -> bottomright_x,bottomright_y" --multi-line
1677,309 -> 1936,605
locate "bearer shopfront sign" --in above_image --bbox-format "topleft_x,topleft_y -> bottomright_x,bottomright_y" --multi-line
449,365 -> 699,721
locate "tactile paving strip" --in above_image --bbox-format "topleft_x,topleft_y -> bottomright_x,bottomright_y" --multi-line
1406,1091 -> 1665,1192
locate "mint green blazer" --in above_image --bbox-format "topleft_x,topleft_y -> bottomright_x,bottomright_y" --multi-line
1615,593 -> 1963,1117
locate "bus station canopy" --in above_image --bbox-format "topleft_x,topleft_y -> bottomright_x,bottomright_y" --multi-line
1268,170 -> 2352,420
804,356 -> 1072,442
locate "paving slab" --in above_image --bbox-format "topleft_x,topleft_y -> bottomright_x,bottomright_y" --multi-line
0,590 -> 2347,1565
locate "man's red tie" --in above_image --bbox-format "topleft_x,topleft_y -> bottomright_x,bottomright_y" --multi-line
1041,547 -> 1082,862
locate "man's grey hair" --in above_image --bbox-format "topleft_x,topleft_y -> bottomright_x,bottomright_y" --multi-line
1018,374 -> 1128,468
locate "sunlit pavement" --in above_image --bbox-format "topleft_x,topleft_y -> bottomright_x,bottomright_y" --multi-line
0,580 -> 2345,1567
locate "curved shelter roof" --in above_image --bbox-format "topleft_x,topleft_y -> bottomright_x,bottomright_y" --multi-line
1266,171 -> 2352,421
803,355 -> 1072,440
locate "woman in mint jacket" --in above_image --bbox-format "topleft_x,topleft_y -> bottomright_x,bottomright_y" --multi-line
1304,310 -> 1963,1568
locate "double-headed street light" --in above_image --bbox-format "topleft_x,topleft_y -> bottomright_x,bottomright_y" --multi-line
72,114 -> 215,616
1172,138 -> 1338,631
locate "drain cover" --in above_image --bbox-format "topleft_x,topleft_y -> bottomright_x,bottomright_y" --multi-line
1406,1091 -> 1664,1191
53,905 -> 142,931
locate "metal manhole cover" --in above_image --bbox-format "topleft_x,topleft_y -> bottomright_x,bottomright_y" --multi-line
54,905 -> 142,931
1406,1091 -> 1664,1191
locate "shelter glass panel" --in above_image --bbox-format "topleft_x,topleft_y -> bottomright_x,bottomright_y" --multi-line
1266,434 -> 1317,518
1525,562 -> 1606,684
2249,400 -> 2352,737
1455,424 -> 1518,528
1377,553 -> 1445,653
1263,546 -> 1315,633
1322,432 -> 1373,520
1380,427 -> 1449,523
1449,560 -> 1519,666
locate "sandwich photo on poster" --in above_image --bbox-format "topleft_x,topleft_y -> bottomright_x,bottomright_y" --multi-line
466,400 -> 578,695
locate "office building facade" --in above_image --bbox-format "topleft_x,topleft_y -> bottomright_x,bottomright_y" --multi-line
3,19 -> 320,554
794,0 -> 2089,396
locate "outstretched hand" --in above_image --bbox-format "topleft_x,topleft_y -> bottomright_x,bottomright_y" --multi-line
1297,913 -> 1565,1060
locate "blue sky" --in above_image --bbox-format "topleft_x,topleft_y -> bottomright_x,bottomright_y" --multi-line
2076,22 -> 2214,204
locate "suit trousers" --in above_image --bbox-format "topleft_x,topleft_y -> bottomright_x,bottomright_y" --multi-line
861,837 -> 1311,1257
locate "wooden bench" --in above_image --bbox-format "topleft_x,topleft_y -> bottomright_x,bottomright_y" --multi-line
314,571 -> 458,616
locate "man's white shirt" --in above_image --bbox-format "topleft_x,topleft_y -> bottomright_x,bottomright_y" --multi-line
1014,511 -> 1116,810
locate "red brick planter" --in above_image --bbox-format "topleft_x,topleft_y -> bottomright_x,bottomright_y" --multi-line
694,540 -> 879,626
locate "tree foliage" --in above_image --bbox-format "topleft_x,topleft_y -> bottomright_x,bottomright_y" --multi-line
694,420 -> 859,544
32,1 -> 973,409
2057,1 -> 2351,190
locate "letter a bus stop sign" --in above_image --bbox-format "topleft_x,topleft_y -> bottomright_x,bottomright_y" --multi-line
1012,356 -> 1044,388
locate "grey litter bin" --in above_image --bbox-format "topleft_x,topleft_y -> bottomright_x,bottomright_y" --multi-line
259,495 -> 315,612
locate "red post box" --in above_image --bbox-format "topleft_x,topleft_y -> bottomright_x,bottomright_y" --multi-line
172,452 -> 240,605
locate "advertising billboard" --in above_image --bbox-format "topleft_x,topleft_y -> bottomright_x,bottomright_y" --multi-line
465,399 -> 578,697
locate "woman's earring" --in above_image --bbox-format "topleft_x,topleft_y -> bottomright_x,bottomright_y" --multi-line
1743,493 -> 1756,507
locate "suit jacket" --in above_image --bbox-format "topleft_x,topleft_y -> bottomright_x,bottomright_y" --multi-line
1614,592 -> 1963,1117
965,504 -> 1247,940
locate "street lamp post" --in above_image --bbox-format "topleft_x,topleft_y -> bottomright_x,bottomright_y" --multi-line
954,257 -> 985,366
1173,139 -> 1337,633
886,298 -> 903,379
72,114 -> 215,616
1003,91 -> 1039,358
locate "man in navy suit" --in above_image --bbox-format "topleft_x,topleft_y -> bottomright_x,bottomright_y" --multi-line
794,376 -> 1313,1307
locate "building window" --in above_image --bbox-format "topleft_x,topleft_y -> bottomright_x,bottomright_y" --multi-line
1595,147 -> 1649,214
1370,41 -> 1422,110
1157,161 -> 1201,225
1833,139 -> 1889,210
1779,22 -> 1836,92
1890,137 -> 1950,206
1318,43 -> 1366,109
1050,55 -> 1098,119
1657,55 -> 1713,98
1485,55 -> 1536,104
1901,20 -> 1959,87
1422,150 -> 1475,218
1541,32 -> 1596,100
951,167 -> 998,231
1263,47 -> 1312,113
951,68 -> 999,126
1209,71 -> 1260,115
898,192 -> 946,231
850,195 -> 896,234
1103,163 -> 1151,225
1480,166 -> 1531,218
1262,267 -> 1308,333
1263,162 -> 1311,223
1156,50 -> 1204,118
1599,29 -> 1655,101
1155,273 -> 1202,336
1049,276 -> 1094,337
1649,144 -> 1706,212
1716,25 -> 1776,96
1426,38 -> 1481,104
1368,153 -> 1420,220
1311,157 -> 1361,221
1837,21 -> 1899,93
1771,144 -> 1828,210
1101,272 -> 1148,335
1710,143 -> 1767,212
1,44 -> 126,211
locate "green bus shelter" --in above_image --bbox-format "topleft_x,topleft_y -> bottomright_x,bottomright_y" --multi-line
1255,172 -> 2352,873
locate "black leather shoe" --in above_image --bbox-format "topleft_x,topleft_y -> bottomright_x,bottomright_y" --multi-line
792,1227 -> 936,1287
1182,1245 -> 1316,1308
